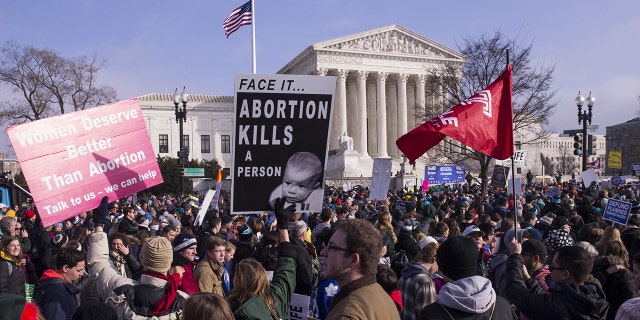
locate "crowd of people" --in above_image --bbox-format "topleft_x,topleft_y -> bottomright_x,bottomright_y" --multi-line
0,179 -> 639,320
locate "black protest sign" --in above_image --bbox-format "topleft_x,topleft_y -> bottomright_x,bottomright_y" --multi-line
232,74 -> 336,214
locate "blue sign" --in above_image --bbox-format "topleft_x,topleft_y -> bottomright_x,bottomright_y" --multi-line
603,198 -> 632,225
424,165 -> 466,185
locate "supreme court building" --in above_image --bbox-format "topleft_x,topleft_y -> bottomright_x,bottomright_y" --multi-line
139,25 -> 467,187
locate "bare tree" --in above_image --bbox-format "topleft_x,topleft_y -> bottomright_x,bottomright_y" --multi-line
0,40 -> 117,125
557,146 -> 578,174
415,31 -> 557,194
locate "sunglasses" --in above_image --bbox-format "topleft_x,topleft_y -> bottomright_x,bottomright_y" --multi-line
326,244 -> 353,254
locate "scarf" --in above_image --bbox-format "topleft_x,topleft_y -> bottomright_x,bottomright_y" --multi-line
145,271 -> 181,315
1,250 -> 20,265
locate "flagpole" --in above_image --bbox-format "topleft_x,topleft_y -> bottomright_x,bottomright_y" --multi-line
506,50 -> 519,241
251,0 -> 256,73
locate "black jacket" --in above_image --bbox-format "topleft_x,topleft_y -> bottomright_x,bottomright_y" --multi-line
592,256 -> 637,320
0,256 -> 26,296
291,237 -> 314,296
505,253 -> 609,320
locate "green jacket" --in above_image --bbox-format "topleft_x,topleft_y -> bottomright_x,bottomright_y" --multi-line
232,242 -> 297,320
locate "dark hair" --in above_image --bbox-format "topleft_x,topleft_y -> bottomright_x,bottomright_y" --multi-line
555,246 -> 593,283
320,208 -> 333,222
56,247 -> 87,270
334,219 -> 382,276
430,222 -> 449,237
375,264 -> 398,294
208,216 -> 222,230
522,209 -> 536,222
109,233 -> 130,247
162,225 -> 176,235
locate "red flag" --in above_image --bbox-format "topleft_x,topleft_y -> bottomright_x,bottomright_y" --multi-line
396,65 -> 513,163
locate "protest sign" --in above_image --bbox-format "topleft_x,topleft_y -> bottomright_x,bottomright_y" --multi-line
603,198 -> 632,225
424,165 -> 466,184
369,158 -> 393,201
231,74 -> 336,214
286,294 -> 310,320
490,165 -> 510,188
7,99 -> 162,226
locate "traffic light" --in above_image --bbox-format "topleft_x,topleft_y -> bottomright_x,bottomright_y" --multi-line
573,134 -> 583,155
588,134 -> 597,155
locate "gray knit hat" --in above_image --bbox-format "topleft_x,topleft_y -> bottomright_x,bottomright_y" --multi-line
140,237 -> 173,274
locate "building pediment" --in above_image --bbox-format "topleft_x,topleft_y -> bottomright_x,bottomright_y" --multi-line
278,24 -> 466,75
314,24 -> 464,60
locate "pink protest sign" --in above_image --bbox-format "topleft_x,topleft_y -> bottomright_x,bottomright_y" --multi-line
7,99 -> 163,226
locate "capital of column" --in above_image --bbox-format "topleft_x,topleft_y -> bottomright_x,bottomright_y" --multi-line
398,73 -> 408,84
357,70 -> 369,82
377,71 -> 388,83
417,73 -> 427,84
316,68 -> 328,76
337,69 -> 349,80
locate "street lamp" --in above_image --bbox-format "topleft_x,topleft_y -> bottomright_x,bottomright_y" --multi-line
575,91 -> 595,172
173,87 -> 189,194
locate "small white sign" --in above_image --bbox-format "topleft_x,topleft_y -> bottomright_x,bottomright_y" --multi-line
513,151 -> 527,166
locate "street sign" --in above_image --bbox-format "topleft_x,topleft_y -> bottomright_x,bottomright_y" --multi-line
184,167 -> 205,177
587,124 -> 599,132
563,129 -> 582,135
632,163 -> 640,171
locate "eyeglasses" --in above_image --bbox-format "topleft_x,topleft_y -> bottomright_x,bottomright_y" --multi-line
326,244 -> 353,254
548,265 -> 571,273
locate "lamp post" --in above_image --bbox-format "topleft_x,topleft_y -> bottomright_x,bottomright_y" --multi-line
575,91 -> 595,172
173,87 -> 189,194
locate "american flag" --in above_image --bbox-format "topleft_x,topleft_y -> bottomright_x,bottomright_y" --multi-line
587,158 -> 600,169
223,1 -> 252,38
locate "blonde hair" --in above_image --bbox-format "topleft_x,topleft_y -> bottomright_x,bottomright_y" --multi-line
228,258 -> 278,318
375,211 -> 397,243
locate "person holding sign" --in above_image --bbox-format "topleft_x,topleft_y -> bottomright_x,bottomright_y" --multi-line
268,152 -> 324,212
228,199 -> 298,320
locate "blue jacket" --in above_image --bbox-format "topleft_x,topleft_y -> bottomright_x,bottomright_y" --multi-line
35,269 -> 78,320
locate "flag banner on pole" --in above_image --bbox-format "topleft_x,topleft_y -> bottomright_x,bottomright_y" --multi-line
587,158 -> 600,169
223,1 -> 252,38
396,65 -> 513,163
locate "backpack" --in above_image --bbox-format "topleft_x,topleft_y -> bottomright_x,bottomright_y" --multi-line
391,250 -> 409,276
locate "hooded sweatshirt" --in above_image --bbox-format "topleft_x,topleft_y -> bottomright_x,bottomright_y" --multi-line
420,275 -> 515,320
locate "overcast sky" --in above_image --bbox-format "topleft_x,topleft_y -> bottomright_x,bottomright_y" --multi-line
2,0 -> 640,155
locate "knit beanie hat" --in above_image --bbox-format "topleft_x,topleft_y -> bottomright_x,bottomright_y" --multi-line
437,236 -> 478,281
5,209 -> 15,218
172,233 -> 197,252
140,237 -> 173,274
544,229 -> 574,254
24,210 -> 36,220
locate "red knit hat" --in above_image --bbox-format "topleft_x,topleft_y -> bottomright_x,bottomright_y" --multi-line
25,210 -> 36,220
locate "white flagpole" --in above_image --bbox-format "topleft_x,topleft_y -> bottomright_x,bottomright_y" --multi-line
251,0 -> 256,73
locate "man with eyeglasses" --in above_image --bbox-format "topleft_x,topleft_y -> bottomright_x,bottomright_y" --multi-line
319,219 -> 400,320
505,241 -> 609,319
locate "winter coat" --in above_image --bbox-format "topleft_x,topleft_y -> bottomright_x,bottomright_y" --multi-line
505,253 -> 609,320
193,255 -> 226,297
107,273 -> 186,319
592,256 -> 637,320
420,275 -> 515,320
86,231 -> 136,302
171,253 -> 198,295
230,241 -> 297,320
34,270 -> 79,320
398,262 -> 436,320
394,229 -> 420,263
326,275 -> 400,320
0,251 -> 26,296
291,237 -> 314,296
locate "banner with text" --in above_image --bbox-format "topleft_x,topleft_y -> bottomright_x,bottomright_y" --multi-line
369,158 -> 393,201
424,165 -> 466,185
603,198 -> 632,225
7,99 -> 163,226
231,74 -> 336,214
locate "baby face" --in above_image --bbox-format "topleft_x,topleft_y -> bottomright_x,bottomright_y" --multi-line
282,167 -> 319,203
